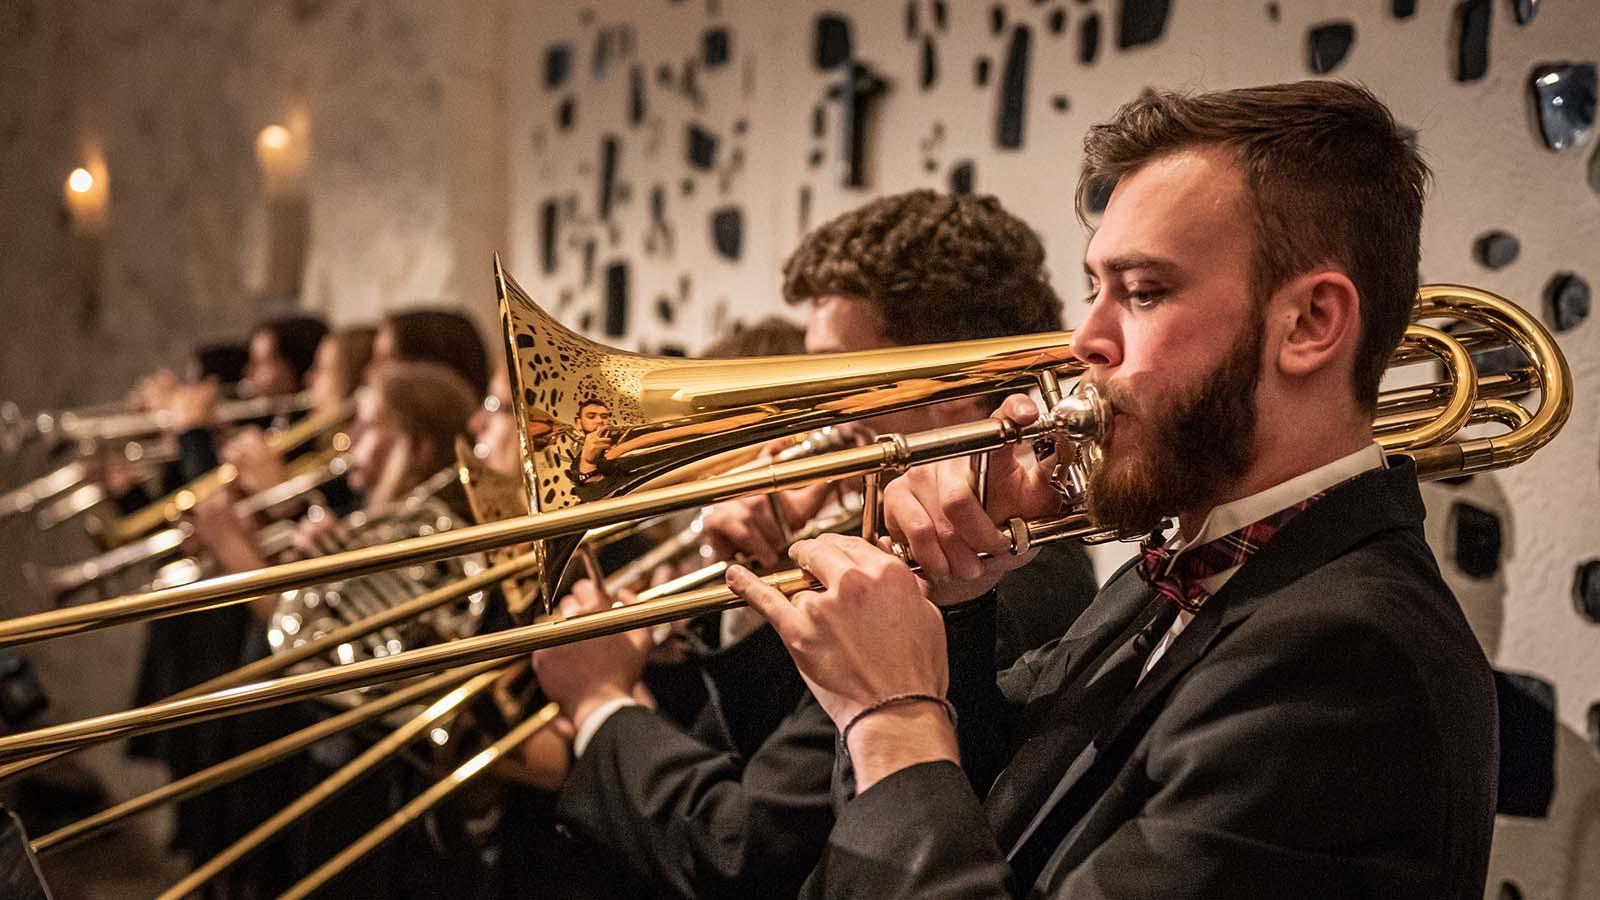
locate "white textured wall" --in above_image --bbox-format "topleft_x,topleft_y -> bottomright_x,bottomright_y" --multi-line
503,2 -> 1600,897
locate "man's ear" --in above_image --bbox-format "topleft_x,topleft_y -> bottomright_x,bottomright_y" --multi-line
1273,270 -> 1361,380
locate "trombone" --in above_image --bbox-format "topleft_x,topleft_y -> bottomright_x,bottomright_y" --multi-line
0,271 -> 1569,768
1,389 -> 314,457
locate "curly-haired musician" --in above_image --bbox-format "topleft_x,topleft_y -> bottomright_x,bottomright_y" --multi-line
727,81 -> 1496,900
535,190 -> 1100,900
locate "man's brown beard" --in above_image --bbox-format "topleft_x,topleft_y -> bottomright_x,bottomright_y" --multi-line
1084,320 -> 1263,536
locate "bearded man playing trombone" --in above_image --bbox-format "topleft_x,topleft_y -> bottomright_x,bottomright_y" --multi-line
728,80 -> 1497,899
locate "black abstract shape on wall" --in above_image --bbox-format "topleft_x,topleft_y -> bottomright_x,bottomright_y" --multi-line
905,1 -> 918,39
826,62 -> 888,188
582,239 -> 597,287
711,206 -> 744,260
1048,7 -> 1067,35
703,27 -> 731,68
1575,559 -> 1600,623
812,104 -> 827,138
539,199 -> 560,275
949,160 -> 975,195
1051,94 -> 1070,112
920,35 -> 939,89
996,25 -> 1032,150
687,124 -> 718,169
1307,21 -> 1355,74
629,65 -> 646,125
1493,669 -> 1555,818
645,184 -> 674,257
1451,501 -> 1501,579
1079,13 -> 1100,64
808,148 -> 825,169
557,96 -> 577,131
1511,0 -> 1538,26
990,4 -> 1006,35
1473,230 -> 1520,269
1530,63 -> 1596,152
815,14 -> 852,70
1545,273 -> 1591,331
655,296 -> 675,324
656,63 -> 674,86
975,56 -> 992,86
933,0 -> 948,31
1392,0 -> 1417,19
798,184 -> 813,233
1499,882 -> 1525,900
1452,0 -> 1490,83
545,44 -> 573,89
597,135 -> 619,219
1117,0 -> 1170,50
1265,2 -> 1280,23
604,262 -> 629,337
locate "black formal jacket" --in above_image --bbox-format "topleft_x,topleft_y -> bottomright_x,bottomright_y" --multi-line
556,544 -> 1099,900
804,461 -> 1497,900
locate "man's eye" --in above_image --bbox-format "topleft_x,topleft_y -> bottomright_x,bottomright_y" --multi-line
1129,290 -> 1165,308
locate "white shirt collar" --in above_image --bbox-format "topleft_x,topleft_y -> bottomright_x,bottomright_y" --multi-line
1166,443 -> 1386,591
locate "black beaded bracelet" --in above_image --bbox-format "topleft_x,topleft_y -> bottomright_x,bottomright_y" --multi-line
839,692 -> 959,754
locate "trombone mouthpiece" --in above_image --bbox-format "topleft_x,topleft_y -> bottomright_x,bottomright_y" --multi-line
1047,382 -> 1108,446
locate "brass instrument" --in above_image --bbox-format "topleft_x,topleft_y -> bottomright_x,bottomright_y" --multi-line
33,449 -> 349,602
265,465 -> 490,701
0,389 -> 314,456
95,399 -> 354,547
0,271 -> 1567,771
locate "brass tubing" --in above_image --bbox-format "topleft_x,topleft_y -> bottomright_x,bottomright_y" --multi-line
30,667 -> 480,856
155,667 -> 504,900
274,703 -> 560,900
0,507 -> 1093,765
0,420 -> 1007,648
0,550 -> 545,784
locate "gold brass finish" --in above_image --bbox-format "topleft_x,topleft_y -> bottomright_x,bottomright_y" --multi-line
155,665 -> 504,900
29,667 -> 477,856
99,402 -> 353,547
274,703 -> 561,900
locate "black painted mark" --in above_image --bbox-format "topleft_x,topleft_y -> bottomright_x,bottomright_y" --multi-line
540,199 -> 560,274
1117,0 -> 1171,49
1473,230 -> 1520,269
629,65 -> 646,125
604,262 -> 629,337
920,35 -> 939,89
1048,7 -> 1067,35
1452,501 -> 1501,579
687,124 -> 718,169
1307,21 -> 1355,73
597,135 -> 619,219
557,96 -> 576,131
990,4 -> 1006,35
704,27 -> 731,68
949,160 -> 975,194
1079,13 -> 1100,63
996,25 -> 1031,149
545,43 -> 573,89
815,14 -> 852,69
975,55 -> 992,86
711,206 -> 743,260
1453,0 -> 1490,82
826,62 -> 888,188
1545,273 -> 1590,332
1392,0 -> 1416,19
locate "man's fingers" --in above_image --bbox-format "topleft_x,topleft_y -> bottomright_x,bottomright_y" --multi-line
726,565 -> 804,636
788,536 -> 859,587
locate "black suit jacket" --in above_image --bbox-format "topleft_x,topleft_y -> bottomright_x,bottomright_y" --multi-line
807,461 -> 1497,900
556,544 -> 1098,900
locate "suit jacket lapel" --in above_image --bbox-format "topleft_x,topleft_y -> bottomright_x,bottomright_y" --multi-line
1007,462 -> 1429,878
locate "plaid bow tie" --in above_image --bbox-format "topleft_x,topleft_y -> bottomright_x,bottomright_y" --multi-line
1137,493 -> 1324,613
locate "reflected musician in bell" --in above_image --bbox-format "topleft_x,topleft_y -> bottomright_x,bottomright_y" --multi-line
725,81 -> 1497,899
535,190 -> 1101,900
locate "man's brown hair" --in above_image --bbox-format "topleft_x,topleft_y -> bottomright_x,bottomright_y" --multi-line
781,189 -> 1063,344
1078,80 -> 1429,411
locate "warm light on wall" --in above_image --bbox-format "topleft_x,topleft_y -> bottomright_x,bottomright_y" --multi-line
255,122 -> 308,198
62,162 -> 109,235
